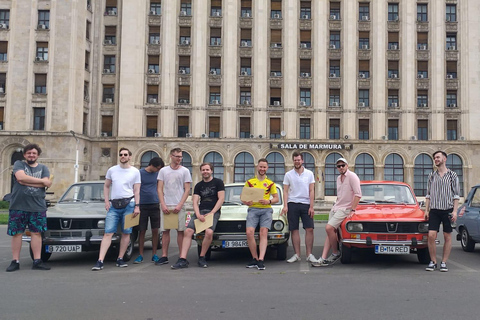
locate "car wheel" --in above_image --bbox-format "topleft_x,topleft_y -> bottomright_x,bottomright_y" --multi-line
416,247 -> 430,264
197,244 -> 212,261
29,244 -> 52,262
460,228 -> 476,252
340,243 -> 352,264
276,242 -> 288,260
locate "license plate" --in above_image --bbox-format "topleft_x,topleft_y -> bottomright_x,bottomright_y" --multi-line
375,245 -> 410,254
222,240 -> 248,248
45,245 -> 82,253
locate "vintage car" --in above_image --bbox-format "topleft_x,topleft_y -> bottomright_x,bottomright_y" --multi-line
193,183 -> 289,260
22,181 -> 158,262
456,184 -> 480,252
339,181 -> 430,264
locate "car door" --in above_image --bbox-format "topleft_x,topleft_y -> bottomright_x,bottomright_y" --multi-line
464,187 -> 480,242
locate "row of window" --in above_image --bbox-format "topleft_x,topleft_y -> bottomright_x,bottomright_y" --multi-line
0,9 -> 50,30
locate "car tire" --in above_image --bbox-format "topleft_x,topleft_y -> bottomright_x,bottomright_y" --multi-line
29,244 -> 52,262
340,243 -> 352,264
416,247 -> 430,264
276,242 -> 287,260
460,228 -> 476,252
197,244 -> 212,261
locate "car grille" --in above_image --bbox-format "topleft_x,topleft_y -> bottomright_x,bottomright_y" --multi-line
47,218 -> 101,230
360,222 -> 419,233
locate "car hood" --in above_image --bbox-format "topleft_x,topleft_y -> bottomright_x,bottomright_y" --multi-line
348,205 -> 426,222
47,202 -> 106,219
217,205 -> 283,221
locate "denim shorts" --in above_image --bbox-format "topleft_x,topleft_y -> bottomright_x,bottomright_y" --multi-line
105,201 -> 134,234
246,207 -> 273,230
7,210 -> 47,236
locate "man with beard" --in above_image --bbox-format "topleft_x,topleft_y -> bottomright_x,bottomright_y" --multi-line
242,158 -> 279,270
282,151 -> 318,263
171,163 -> 224,269
6,144 -> 52,272
92,147 -> 141,270
424,151 -> 460,272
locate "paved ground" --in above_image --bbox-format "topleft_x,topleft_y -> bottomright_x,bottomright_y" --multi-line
0,224 -> 479,320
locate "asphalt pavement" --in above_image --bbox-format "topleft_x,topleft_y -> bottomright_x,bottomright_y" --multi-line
1,224 -> 479,320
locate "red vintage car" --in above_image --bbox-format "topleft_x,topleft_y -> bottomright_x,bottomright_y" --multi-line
339,181 -> 430,264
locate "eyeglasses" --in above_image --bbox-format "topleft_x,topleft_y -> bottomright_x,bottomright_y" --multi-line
171,155 -> 183,158
336,164 -> 346,168
119,153 -> 129,157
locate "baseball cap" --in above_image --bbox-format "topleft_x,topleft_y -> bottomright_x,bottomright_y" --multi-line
336,158 -> 348,165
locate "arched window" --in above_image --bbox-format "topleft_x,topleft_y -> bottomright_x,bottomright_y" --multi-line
325,153 -> 342,196
140,151 -> 159,169
385,153 -> 404,182
301,152 -> 316,175
234,152 -> 255,182
181,152 -> 193,175
414,153 -> 433,196
266,152 -> 285,184
355,153 -> 374,181
447,153 -> 463,196
203,152 -> 224,180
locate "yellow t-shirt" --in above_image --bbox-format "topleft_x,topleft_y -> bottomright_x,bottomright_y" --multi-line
245,176 -> 278,209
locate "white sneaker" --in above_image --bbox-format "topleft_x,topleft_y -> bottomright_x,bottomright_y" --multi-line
311,257 -> 326,267
306,254 -> 318,263
287,254 -> 301,263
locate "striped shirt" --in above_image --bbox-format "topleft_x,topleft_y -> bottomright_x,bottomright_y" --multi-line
425,169 -> 460,210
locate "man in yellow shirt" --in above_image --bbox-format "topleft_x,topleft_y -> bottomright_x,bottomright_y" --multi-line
242,158 -> 279,270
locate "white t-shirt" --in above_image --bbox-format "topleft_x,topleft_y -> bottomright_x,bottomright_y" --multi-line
283,167 -> 315,205
105,165 -> 141,199
158,165 -> 192,206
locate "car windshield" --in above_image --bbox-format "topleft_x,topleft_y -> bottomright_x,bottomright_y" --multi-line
59,183 -> 105,203
223,185 -> 282,205
360,184 -> 417,205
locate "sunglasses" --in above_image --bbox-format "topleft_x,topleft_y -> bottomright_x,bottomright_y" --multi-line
119,153 -> 129,157
336,164 -> 346,168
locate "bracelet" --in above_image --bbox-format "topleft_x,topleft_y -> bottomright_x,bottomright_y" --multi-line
135,204 -> 140,207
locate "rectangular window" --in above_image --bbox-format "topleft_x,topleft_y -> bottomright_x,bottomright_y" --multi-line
447,90 -> 457,107
447,120 -> 457,141
101,115 -> 113,136
178,116 -> 189,137
240,29 -> 252,46
149,26 -> 160,44
388,60 -> 399,78
359,60 -> 370,78
146,116 -> 157,137
85,51 -> 90,70
83,112 -> 88,135
240,87 -> 251,104
210,28 -> 221,46
179,27 -> 191,44
38,10 -> 50,29
178,85 -> 190,103
209,86 -> 221,104
0,41 -> 8,61
359,89 -> 369,107
446,33 -> 457,50
180,0 -> 192,16
359,119 -> 369,140
417,61 -> 428,78
417,120 -> 428,140
388,119 -> 399,140
0,10 -> 10,28
211,0 -> 222,16
271,0 -> 282,19
330,1 -> 340,20
105,26 -> 117,45
0,107 -> 4,130
446,4 -> 456,22
300,59 -> 311,76
271,29 -> 282,47
148,55 -> 160,73
270,118 -> 281,139
179,56 -> 191,74
330,60 -> 340,77
447,61 -> 457,79
105,0 -> 118,15
300,30 -> 311,48
330,31 -> 340,48
147,85 -> 159,103
300,1 -> 311,19
86,21 -> 91,40
388,3 -> 399,21
300,118 -> 310,139
210,56 -> 221,75
359,3 -> 370,20
271,58 -> 281,76
270,88 -> 281,106
240,117 -> 251,138
240,58 -> 252,75
104,55 -> 116,73
329,89 -> 340,106
417,4 -> 427,22
103,84 -> 114,102
0,73 -> 6,92
388,32 -> 399,49
417,32 -> 428,49
359,31 -> 369,49
33,108 -> 45,130
417,90 -> 428,107
388,89 -> 399,107
84,81 -> 89,101
209,116 -> 220,138
150,0 -> 162,15
35,74 -> 47,94
300,88 -> 311,106
241,0 -> 252,17
329,119 -> 340,139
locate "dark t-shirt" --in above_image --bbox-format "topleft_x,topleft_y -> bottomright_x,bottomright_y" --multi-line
9,160 -> 50,212
194,178 -> 225,212
139,168 -> 159,204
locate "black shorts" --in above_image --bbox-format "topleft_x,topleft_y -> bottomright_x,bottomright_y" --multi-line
428,208 -> 453,233
139,204 -> 160,231
287,202 -> 314,231
187,209 -> 220,232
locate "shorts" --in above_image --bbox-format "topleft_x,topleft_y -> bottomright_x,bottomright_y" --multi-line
187,209 -> 220,232
104,201 -> 134,234
428,208 -> 453,233
246,207 -> 273,230
327,208 -> 351,229
161,206 -> 186,232
139,204 -> 160,231
7,210 -> 47,236
287,202 -> 314,231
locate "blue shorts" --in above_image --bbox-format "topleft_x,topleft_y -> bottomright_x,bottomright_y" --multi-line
246,207 -> 273,230
7,210 -> 47,236
105,201 -> 134,234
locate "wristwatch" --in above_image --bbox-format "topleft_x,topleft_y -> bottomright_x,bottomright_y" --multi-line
135,204 -> 140,207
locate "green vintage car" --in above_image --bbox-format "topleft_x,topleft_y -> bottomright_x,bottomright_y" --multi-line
193,183 -> 290,260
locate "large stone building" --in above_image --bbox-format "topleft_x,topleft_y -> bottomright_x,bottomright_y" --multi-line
0,0 -> 478,201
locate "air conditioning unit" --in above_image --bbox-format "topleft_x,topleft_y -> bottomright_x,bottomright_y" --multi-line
419,45 -> 427,50
212,100 -> 220,105
301,72 -> 310,78
209,70 -> 217,75
87,4 -> 92,11
382,135 -> 388,140
361,15 -> 369,21
241,41 -> 248,47
185,133 -> 193,138
105,98 -> 113,103
361,44 -> 369,50
243,100 -> 251,105
180,11 -> 187,16
35,57 -> 44,62
103,68 -> 111,73
258,134 -> 263,139
104,39 -> 112,45
358,73 -> 366,79
273,101 -> 280,106
419,103 -> 428,108
390,102 -> 398,108
331,102 -> 339,107
179,69 -> 186,74
273,14 -> 280,19
459,136 -> 465,141
344,135 -> 350,139
181,40 -> 190,45
302,15 -> 309,20
271,43 -> 279,48
417,74 -> 424,79
358,102 -> 365,107
242,12 -> 251,18
38,24 -> 47,30
150,10 -> 156,15
390,74 -> 398,79
148,68 -> 156,74
154,132 -> 161,137
0,24 -> 7,29
330,73 -> 337,78
411,136 -> 417,140
330,15 -> 337,20
271,72 -> 278,77
300,43 -> 308,48
151,39 -> 160,45
299,101 -> 306,106
213,12 -> 221,17
390,44 -> 398,50
240,71 -> 248,76
201,133 -> 208,138
179,99 -> 189,104
149,98 -> 157,104
0,87 -> 4,94
249,134 -> 255,138
101,132 -> 109,137
329,44 -> 336,49
447,46 -> 456,50
394,16 -> 399,21
446,74 -> 454,79
448,103 -> 457,108
108,10 -> 116,16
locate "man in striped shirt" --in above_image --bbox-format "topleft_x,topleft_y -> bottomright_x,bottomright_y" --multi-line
424,151 -> 460,272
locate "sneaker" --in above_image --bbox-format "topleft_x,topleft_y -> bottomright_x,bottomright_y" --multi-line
133,255 -> 144,264
32,259 -> 50,270
246,259 -> 258,268
440,261 -> 448,272
425,261 -> 437,271
256,260 -> 266,270
6,260 -> 19,272
155,256 -> 169,265
171,258 -> 189,269
151,254 -> 160,263
326,253 -> 341,265
306,254 -> 319,263
287,254 -> 301,263
311,257 -> 329,267
116,258 -> 128,268
198,256 -> 208,268
92,260 -> 104,271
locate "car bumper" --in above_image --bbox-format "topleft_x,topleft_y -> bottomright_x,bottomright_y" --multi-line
195,232 -> 289,245
22,232 -> 121,245
342,238 -> 427,246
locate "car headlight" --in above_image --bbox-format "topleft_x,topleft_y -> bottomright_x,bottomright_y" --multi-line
97,220 -> 105,229
273,221 -> 284,231
418,222 -> 429,233
347,222 -> 363,232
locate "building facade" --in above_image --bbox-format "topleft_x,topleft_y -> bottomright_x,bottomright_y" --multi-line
0,0 -> 479,201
